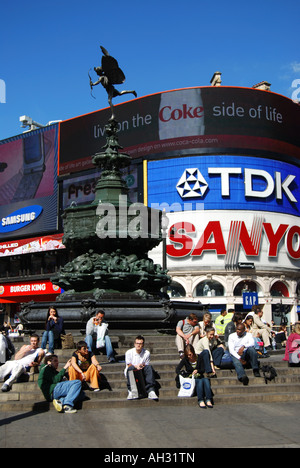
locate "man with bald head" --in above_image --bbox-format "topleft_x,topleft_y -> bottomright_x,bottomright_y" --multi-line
228,323 -> 260,385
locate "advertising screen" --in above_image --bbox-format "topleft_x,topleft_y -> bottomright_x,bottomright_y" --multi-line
147,155 -> 300,216
0,126 -> 59,239
59,87 -> 300,175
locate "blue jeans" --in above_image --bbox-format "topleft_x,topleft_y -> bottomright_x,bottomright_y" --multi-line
200,348 -> 224,373
41,330 -> 54,354
230,346 -> 259,380
195,377 -> 213,402
85,334 -> 114,360
52,380 -> 84,408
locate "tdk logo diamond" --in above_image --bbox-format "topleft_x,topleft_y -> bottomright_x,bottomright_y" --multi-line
176,168 -> 208,198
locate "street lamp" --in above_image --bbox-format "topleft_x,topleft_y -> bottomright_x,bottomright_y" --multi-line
161,209 -> 169,272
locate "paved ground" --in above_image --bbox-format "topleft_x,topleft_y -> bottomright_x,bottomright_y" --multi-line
0,401 -> 299,450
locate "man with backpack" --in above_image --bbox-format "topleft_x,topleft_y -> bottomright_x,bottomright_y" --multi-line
175,313 -> 200,359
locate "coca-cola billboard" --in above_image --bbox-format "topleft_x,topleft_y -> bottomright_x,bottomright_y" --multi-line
59,86 -> 300,175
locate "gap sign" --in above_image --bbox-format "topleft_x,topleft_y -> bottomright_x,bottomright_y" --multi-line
243,292 -> 259,309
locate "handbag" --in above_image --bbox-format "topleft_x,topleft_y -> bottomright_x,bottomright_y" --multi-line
61,333 -> 75,349
178,375 -> 195,397
128,368 -> 148,399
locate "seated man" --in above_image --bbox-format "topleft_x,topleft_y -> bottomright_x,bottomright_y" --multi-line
228,323 -> 261,385
195,326 -> 225,376
125,335 -> 158,400
175,313 -> 200,358
252,307 -> 273,351
85,310 -> 115,362
38,354 -> 85,413
0,334 -> 44,392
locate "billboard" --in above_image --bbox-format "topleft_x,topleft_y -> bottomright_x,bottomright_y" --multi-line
147,155 -> 300,216
0,234 -> 65,257
163,211 -> 300,270
0,280 -> 62,299
62,165 -> 138,209
0,125 -> 59,239
59,87 -> 300,175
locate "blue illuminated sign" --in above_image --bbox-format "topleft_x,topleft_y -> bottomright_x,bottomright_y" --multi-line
243,292 -> 259,309
147,155 -> 299,215
0,205 -> 43,233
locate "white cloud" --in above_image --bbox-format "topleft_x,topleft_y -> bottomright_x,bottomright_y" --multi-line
291,61 -> 300,73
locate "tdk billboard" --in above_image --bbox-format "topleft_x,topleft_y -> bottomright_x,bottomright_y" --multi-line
147,155 -> 299,216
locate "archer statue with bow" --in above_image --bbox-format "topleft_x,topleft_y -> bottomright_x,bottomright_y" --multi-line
89,46 -> 137,120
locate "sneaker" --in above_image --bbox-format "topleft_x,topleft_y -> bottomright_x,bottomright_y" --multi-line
108,358 -> 116,363
1,383 -> 11,392
179,351 -> 184,359
127,391 -> 134,400
63,405 -> 77,413
53,399 -> 63,412
148,390 -> 158,400
253,370 -> 261,378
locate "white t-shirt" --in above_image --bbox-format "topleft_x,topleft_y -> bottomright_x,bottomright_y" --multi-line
228,332 -> 255,360
124,347 -> 151,375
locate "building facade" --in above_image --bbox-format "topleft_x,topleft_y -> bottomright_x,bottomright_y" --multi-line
1,82 -> 299,327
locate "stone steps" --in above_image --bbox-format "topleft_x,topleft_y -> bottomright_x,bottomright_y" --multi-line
1,332 -> 299,411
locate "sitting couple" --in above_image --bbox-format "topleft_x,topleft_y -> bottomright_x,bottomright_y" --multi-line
38,341 -> 103,413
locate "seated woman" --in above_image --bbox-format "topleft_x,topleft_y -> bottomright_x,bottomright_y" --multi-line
244,313 -> 269,357
41,306 -> 65,354
195,326 -> 225,377
69,341 -> 102,391
283,322 -> 300,366
176,344 -> 214,408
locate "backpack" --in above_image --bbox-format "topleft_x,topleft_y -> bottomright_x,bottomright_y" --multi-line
261,364 -> 277,384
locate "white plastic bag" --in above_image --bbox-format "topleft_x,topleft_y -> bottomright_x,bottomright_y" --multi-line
178,375 -> 195,397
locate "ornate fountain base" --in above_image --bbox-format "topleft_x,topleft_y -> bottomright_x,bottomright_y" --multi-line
19,294 -> 206,332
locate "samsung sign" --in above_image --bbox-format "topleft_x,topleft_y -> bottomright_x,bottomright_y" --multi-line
148,155 -> 299,216
0,206 -> 43,233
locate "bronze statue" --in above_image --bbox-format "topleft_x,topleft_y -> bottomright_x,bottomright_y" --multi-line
89,46 -> 137,120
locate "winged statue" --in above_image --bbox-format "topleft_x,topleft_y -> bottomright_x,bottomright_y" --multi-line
89,46 -> 137,120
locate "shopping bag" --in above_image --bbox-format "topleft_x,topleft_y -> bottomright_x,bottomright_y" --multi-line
178,375 -> 195,397
128,368 -> 148,399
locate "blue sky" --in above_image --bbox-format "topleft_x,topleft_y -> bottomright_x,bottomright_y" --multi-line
0,0 -> 299,141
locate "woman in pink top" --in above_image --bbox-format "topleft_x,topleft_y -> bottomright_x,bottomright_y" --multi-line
283,322 -> 300,365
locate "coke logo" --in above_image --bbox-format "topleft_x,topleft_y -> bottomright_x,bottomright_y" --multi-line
159,104 -> 204,122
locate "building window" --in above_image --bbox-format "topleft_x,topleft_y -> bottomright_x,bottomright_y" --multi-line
271,281 -> 289,297
234,280 -> 259,296
193,280 -> 224,297
167,281 -> 186,298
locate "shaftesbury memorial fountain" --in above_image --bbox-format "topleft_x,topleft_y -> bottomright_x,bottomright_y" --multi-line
20,46 -> 202,331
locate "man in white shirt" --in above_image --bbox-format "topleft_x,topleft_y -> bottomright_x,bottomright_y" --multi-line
125,335 -> 158,400
228,323 -> 260,385
0,334 -> 44,392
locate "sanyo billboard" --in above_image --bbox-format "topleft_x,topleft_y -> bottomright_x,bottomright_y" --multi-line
164,210 -> 300,271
